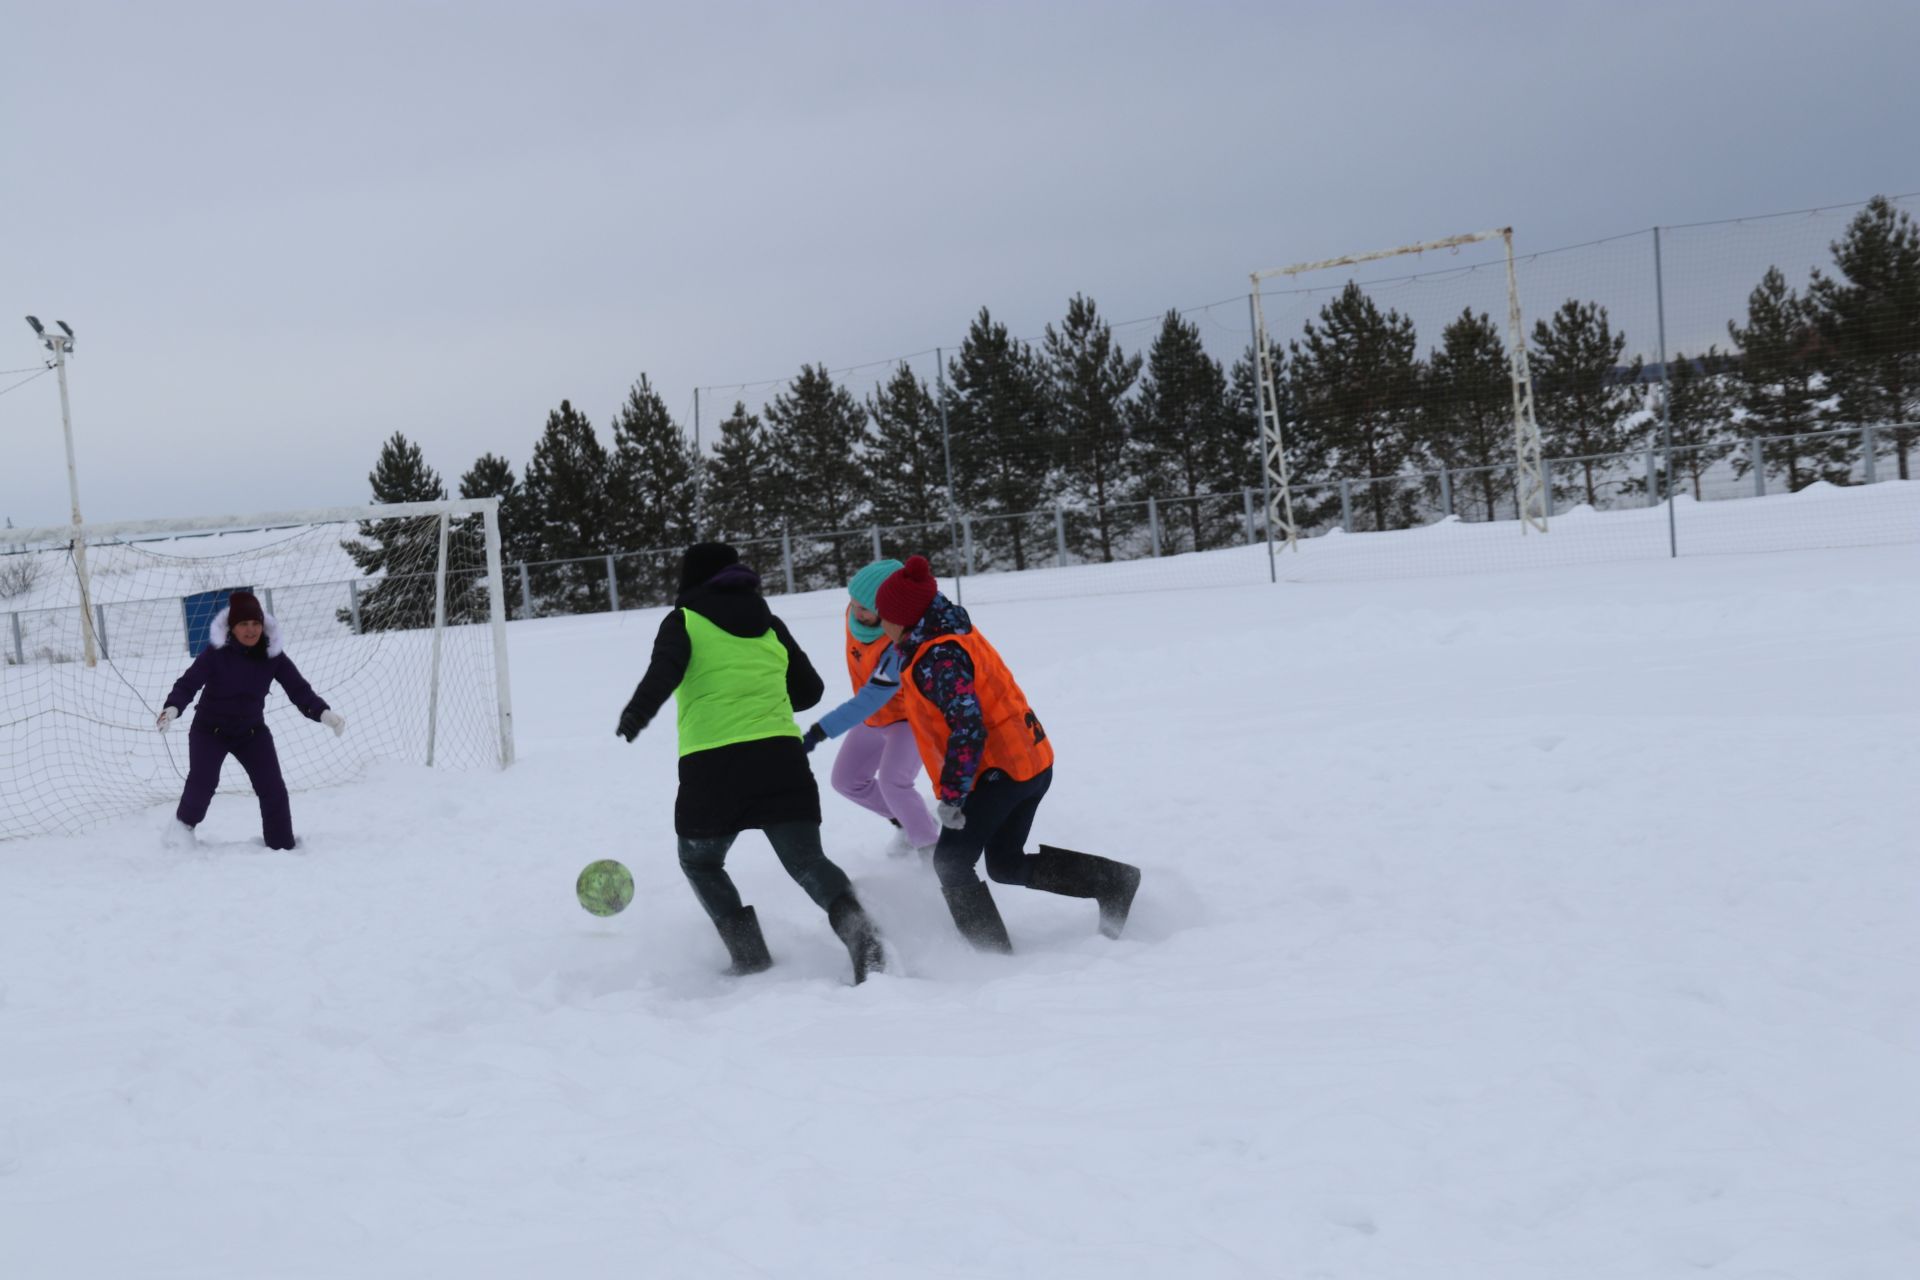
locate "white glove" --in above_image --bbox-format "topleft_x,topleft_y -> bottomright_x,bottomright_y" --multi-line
936,800 -> 966,830
156,707 -> 178,733
320,710 -> 346,737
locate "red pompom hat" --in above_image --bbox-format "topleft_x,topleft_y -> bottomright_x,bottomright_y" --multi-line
874,555 -> 938,627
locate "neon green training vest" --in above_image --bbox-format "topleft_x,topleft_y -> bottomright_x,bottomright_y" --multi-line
674,608 -> 801,756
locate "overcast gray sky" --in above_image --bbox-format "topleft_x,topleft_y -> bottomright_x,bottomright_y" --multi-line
5,0 -> 1915,532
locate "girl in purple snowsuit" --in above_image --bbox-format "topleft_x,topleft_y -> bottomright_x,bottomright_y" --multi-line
157,591 -> 345,850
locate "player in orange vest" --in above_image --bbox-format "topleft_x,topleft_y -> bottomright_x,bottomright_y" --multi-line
871,556 -> 1141,951
798,560 -> 940,859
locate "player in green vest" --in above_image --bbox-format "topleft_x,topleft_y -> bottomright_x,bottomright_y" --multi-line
617,543 -> 886,983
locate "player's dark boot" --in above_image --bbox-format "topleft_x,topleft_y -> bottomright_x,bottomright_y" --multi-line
827,893 -> 886,984
941,881 -> 1013,954
1030,845 -> 1142,939
714,905 -> 773,975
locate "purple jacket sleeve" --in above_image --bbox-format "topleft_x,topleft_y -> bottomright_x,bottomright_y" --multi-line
272,654 -> 330,721
910,640 -> 987,804
165,650 -> 214,715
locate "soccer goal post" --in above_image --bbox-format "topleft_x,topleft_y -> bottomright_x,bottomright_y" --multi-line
1,498 -> 515,841
1250,227 -> 1549,549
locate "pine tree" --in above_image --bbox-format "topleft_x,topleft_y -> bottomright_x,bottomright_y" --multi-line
608,375 -> 699,606
1727,269 -> 1846,490
1130,311 -> 1242,551
864,363 -> 950,533
944,308 -> 1052,570
1530,299 -> 1645,506
763,364 -> 870,589
703,401 -> 775,545
1285,282 -> 1422,531
1656,347 -> 1737,499
1808,196 -> 1920,478
1420,309 -> 1514,521
1043,295 -> 1141,561
455,452 -> 530,620
339,431 -> 447,631
520,400 -> 613,613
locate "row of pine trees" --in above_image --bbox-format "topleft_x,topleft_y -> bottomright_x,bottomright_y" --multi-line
346,196 -> 1918,617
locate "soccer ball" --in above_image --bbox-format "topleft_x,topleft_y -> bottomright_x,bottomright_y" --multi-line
575,859 -> 635,917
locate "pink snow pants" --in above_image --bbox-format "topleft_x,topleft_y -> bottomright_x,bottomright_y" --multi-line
830,720 -> 940,848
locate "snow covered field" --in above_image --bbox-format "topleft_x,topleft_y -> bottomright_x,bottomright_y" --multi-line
3,524 -> 1917,1276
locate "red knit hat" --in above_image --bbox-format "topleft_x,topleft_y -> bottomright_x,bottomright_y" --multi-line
227,591 -> 265,626
874,555 -> 938,626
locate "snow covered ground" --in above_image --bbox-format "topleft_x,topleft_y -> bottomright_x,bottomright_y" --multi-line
3,522 -> 1917,1276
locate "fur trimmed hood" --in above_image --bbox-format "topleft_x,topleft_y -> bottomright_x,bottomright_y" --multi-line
207,606 -> 284,658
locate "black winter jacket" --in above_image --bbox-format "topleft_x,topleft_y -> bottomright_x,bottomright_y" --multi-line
619,566 -> 826,838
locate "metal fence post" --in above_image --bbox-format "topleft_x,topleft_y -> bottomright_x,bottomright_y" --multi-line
1054,506 -> 1067,566
1862,425 -> 1877,484
1242,488 -> 1256,544
1645,449 -> 1659,508
781,526 -> 796,595
1339,479 -> 1353,534
517,562 -> 532,619
1439,467 -> 1453,518
95,604 -> 110,660
348,580 -> 363,634
1543,471 -> 1555,520
1751,437 -> 1766,496
871,526 -> 882,561
9,611 -> 21,665
605,555 -> 620,612
962,516 -> 975,576
1147,496 -> 1161,556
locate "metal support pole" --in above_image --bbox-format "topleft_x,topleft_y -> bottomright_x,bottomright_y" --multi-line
935,346 -> 964,604
9,611 -> 21,665
1054,506 -> 1067,566
348,580 -> 363,634
1751,438 -> 1766,496
1339,479 -> 1353,534
39,330 -> 99,667
781,525 -> 795,595
605,554 -> 619,612
1654,225 -> 1677,557
1439,467 -> 1453,518
1544,478 -> 1555,521
692,387 -> 704,540
517,561 -> 532,619
425,512 -> 451,767
1645,449 -> 1660,508
481,498 -> 516,766
1862,425 -> 1877,484
1242,488 -> 1256,545
1147,496 -> 1161,556
1247,293 -> 1287,578
263,587 -> 275,618
962,515 -> 975,577
871,526 -> 882,562
94,604 -> 109,660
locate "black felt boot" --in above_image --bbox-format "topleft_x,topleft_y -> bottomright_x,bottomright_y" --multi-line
941,880 -> 1013,954
714,905 -> 773,975
1031,845 -> 1142,939
827,893 -> 887,984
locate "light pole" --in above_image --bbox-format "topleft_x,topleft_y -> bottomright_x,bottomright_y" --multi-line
25,315 -> 97,667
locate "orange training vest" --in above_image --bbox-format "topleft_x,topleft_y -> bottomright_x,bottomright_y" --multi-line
900,625 -> 1054,791
844,606 -> 908,728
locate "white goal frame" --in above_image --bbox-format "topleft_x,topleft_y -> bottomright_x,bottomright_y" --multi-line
8,497 -> 516,768
1250,228 -> 1549,549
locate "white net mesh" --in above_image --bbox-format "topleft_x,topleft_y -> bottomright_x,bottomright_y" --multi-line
2,506 -> 506,841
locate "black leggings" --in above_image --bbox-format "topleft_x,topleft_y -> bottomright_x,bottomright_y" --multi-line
931,768 -> 1053,889
677,821 -> 852,921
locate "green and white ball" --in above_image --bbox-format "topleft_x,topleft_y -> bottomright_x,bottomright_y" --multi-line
576,859 -> 635,917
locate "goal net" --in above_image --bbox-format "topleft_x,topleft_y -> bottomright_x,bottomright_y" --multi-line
1250,228 -> 1550,552
1,499 -> 514,842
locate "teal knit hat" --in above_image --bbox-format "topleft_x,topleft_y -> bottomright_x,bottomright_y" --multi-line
848,558 -> 904,611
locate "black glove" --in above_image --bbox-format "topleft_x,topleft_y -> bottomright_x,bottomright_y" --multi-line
617,704 -> 645,742
801,723 -> 828,754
